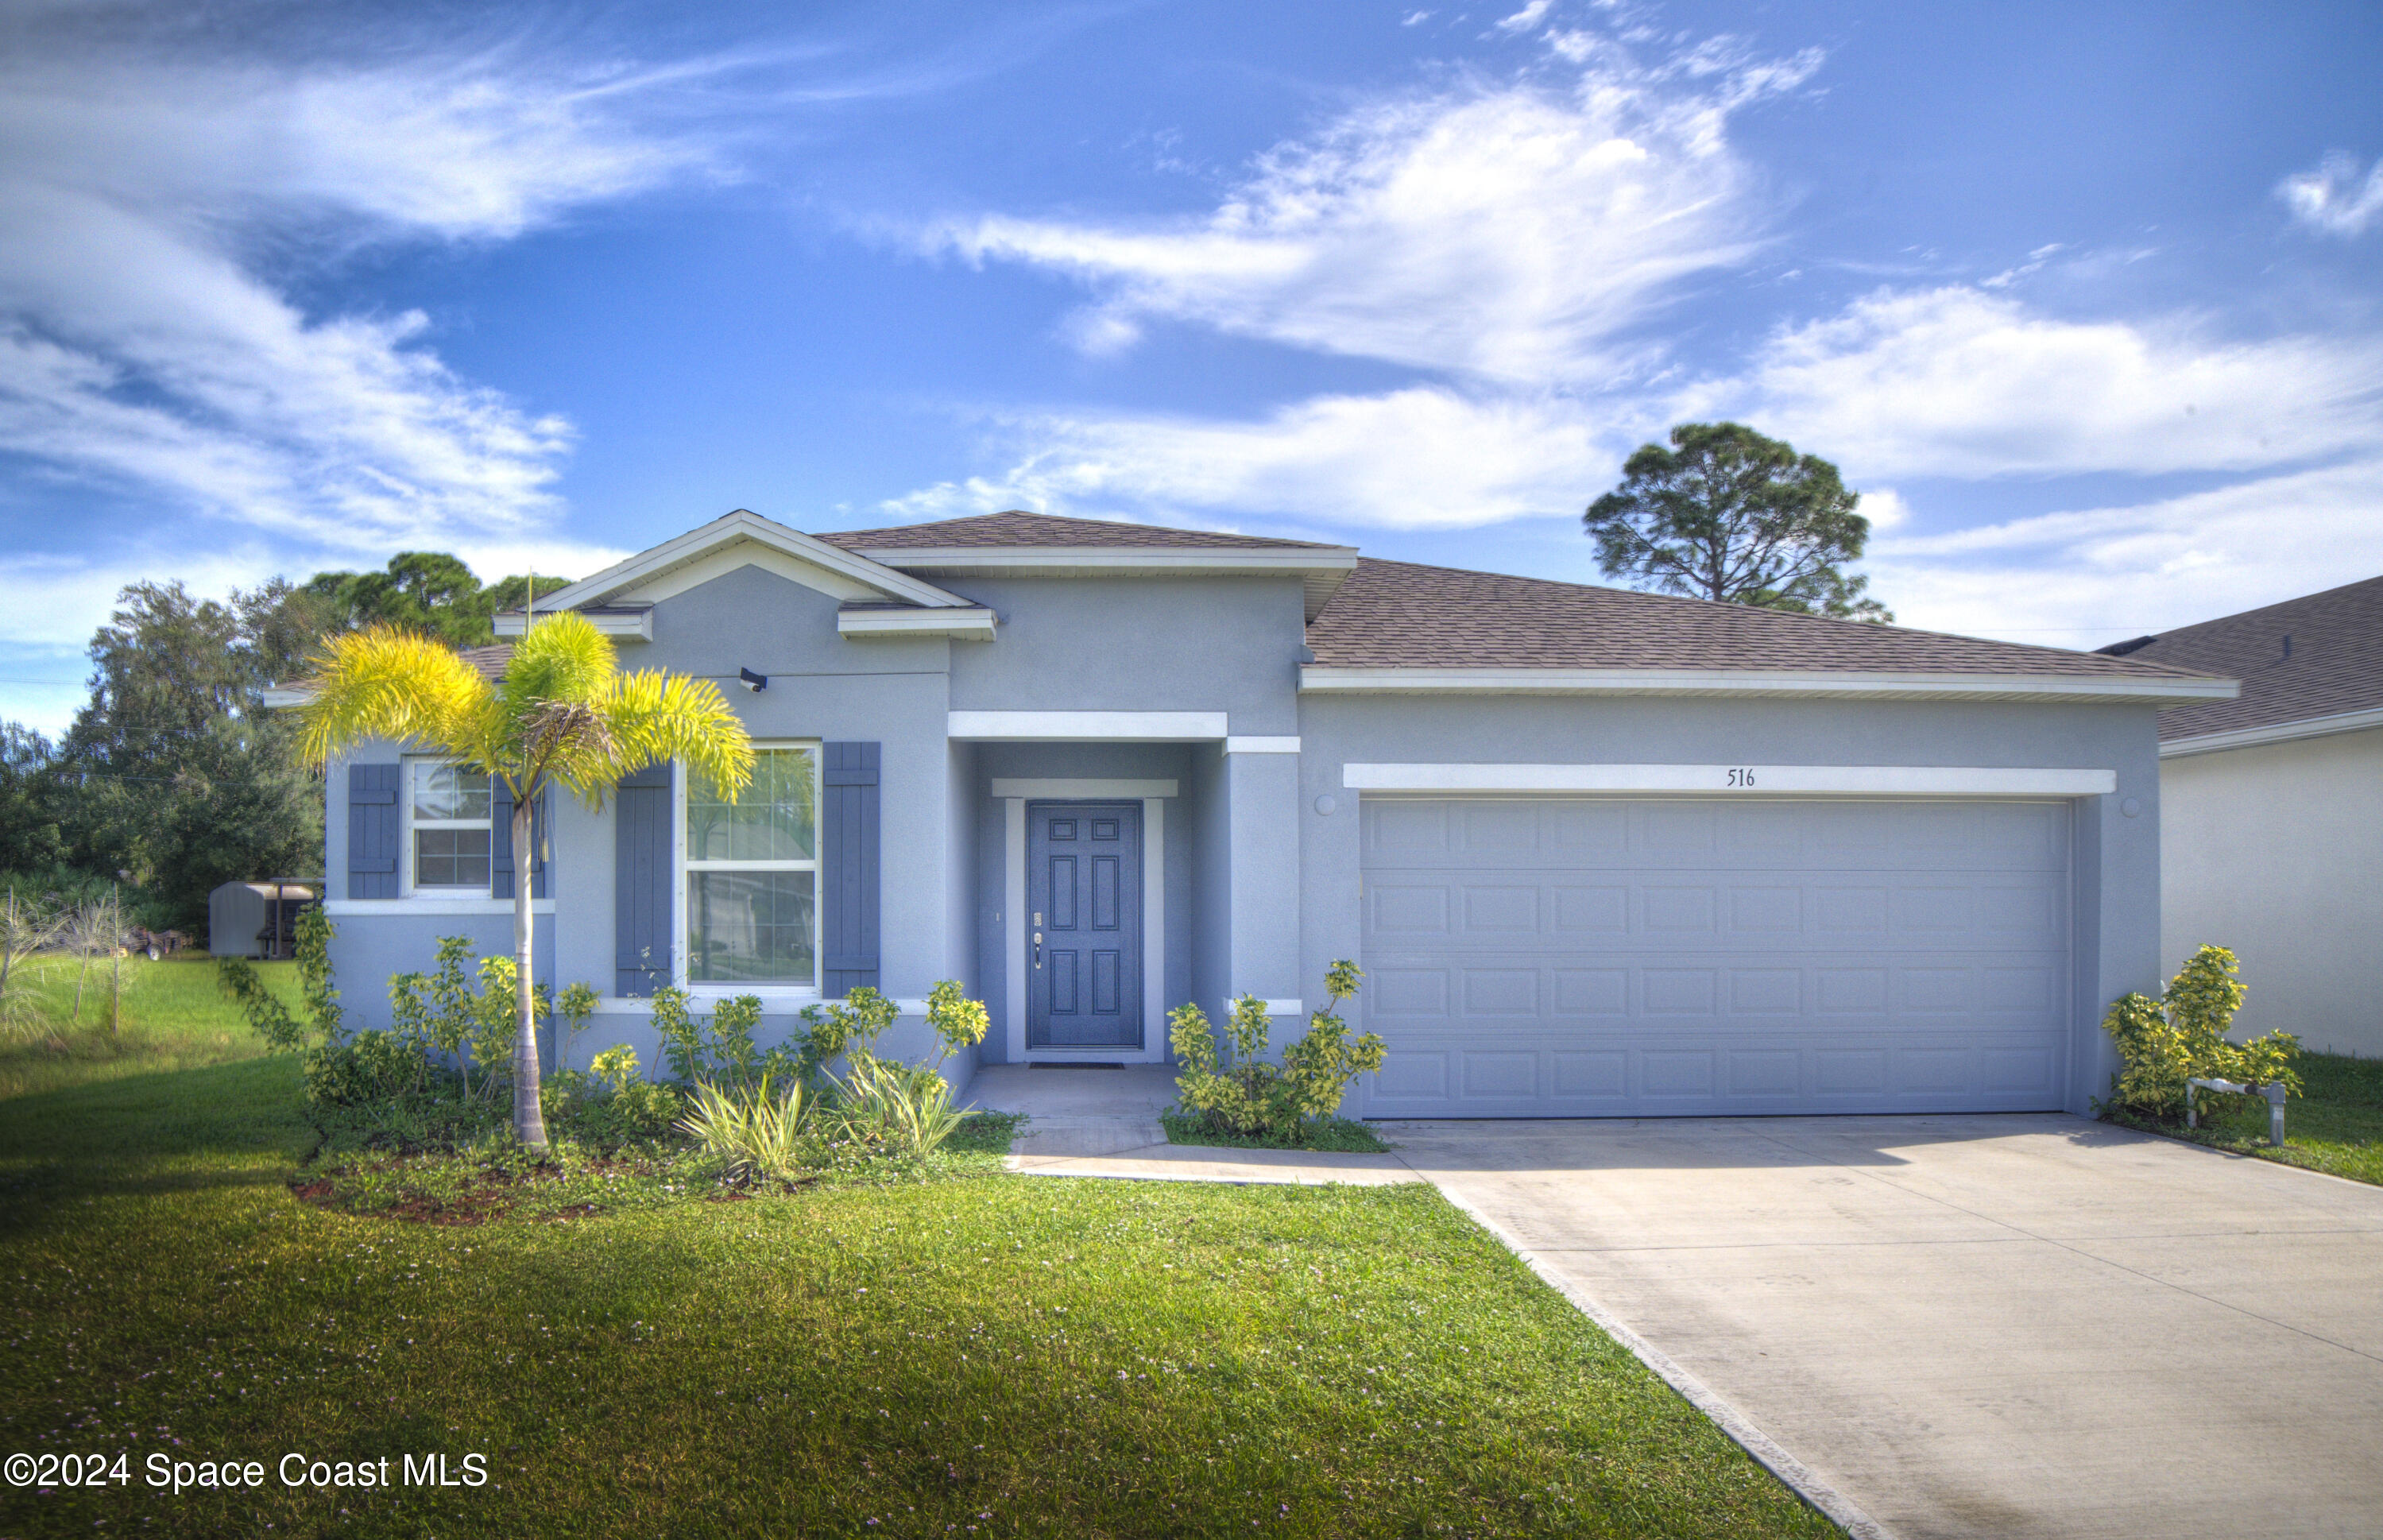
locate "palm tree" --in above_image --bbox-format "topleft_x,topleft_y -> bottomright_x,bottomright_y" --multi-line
296,612 -> 752,1149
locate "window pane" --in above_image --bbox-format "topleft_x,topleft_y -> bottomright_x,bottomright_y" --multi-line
414,764 -> 493,822
687,747 -> 816,861
416,828 -> 491,888
687,871 -> 816,984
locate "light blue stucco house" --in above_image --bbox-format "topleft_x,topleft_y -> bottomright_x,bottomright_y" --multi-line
289,508 -> 2234,1118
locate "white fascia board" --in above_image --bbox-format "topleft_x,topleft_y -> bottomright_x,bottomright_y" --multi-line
259,686 -> 313,708
949,710 -> 1228,741
493,609 -> 652,640
1342,763 -> 2118,796
1224,736 -> 1301,754
858,546 -> 1356,575
537,510 -> 973,613
991,778 -> 1179,798
1300,665 -> 2238,704
837,607 -> 997,640
2159,704 -> 2383,758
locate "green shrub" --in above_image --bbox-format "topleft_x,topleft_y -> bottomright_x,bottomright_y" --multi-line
2103,944 -> 2303,1123
826,1054 -> 965,1159
679,1074 -> 810,1185
302,1027 -> 432,1108
548,1047 -> 682,1149
1170,961 -> 1385,1144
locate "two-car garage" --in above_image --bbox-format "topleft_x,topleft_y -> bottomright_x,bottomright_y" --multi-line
1355,795 -> 2075,1118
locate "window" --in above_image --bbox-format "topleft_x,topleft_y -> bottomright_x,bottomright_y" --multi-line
410,762 -> 493,890
683,745 -> 818,987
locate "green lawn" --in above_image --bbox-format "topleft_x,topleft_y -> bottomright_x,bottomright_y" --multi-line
0,953 -> 302,1099
2121,1050 -> 2383,1186
0,994 -> 1835,1538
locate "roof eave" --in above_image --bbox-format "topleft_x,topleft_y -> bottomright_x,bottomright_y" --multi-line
536,510 -> 977,613
1299,666 -> 2241,705
2158,702 -> 2383,757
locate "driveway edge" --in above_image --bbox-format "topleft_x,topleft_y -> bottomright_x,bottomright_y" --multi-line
1418,1178 -> 1899,1540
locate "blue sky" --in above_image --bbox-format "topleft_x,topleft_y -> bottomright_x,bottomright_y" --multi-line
3,0 -> 2379,732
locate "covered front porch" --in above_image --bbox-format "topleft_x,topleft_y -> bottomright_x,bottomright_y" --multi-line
945,719 -> 1304,1075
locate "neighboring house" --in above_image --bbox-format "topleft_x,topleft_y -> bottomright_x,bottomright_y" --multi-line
2095,576 -> 2383,1058
281,508 -> 2232,1117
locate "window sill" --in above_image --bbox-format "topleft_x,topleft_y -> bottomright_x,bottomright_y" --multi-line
323,897 -> 557,916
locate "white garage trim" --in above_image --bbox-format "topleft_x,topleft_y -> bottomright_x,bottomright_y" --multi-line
1344,764 -> 2117,796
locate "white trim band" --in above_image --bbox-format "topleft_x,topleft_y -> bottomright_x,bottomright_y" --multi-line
950,710 -> 1227,741
1225,736 -> 1301,754
1342,763 -> 2118,796
838,607 -> 997,640
1300,665 -> 2235,704
2159,705 -> 2383,758
991,778 -> 1178,798
495,609 -> 652,640
324,898 -> 557,916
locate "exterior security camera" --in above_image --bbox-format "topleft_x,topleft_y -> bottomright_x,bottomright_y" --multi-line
738,667 -> 767,691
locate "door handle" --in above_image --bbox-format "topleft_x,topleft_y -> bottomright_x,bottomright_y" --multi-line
1033,931 -> 1043,969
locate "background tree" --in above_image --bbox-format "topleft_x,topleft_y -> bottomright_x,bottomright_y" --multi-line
296,613 -> 752,1150
49,582 -> 323,930
1584,422 -> 1892,623
303,554 -> 572,648
0,726 -> 65,874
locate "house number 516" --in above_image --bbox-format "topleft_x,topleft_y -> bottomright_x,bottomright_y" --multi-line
1725,768 -> 1757,787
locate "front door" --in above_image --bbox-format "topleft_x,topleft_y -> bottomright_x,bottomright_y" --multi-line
1027,801 -> 1143,1050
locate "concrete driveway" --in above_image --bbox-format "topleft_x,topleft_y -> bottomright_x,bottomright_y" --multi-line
1388,1114 -> 2383,1540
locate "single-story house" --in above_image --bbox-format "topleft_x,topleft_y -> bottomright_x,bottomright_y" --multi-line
2096,575 -> 2381,1057
286,508 -> 2234,1117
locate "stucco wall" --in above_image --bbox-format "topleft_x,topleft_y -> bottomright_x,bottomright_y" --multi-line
2161,726 -> 2383,1056
942,575 -> 1305,731
1295,693 -> 2171,1115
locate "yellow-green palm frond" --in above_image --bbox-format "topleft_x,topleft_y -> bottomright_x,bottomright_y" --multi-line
500,612 -> 616,719
294,625 -> 493,768
598,671 -> 754,805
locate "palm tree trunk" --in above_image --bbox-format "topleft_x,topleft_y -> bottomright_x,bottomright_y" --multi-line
511,792 -> 551,1151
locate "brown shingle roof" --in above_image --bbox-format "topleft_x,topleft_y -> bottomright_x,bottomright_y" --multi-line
816,510 -> 1347,552
1306,558 -> 2221,680
456,644 -> 513,680
2102,575 -> 2383,741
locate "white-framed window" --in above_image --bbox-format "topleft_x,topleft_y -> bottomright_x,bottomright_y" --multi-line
679,743 -> 820,990
408,760 -> 493,892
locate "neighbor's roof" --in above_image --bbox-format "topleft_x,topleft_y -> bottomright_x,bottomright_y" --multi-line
1303,558 -> 2230,695
815,510 -> 1348,552
2096,575 -> 2383,745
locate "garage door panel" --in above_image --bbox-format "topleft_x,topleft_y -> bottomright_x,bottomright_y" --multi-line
1358,797 -> 2072,1116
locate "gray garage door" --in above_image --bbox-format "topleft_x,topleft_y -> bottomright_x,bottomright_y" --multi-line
1356,798 -> 2073,1117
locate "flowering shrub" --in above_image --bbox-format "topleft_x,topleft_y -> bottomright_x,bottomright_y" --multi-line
1170,961 -> 1385,1143
2103,944 -> 2301,1123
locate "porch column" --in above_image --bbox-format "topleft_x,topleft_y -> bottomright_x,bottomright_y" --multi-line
1225,744 -> 1303,1018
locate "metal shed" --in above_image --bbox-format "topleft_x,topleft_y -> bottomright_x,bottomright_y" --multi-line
207,880 -> 317,959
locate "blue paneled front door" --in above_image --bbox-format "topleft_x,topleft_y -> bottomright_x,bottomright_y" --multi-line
1027,802 -> 1143,1050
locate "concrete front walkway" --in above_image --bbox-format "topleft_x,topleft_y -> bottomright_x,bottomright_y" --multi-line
1390,1114 -> 2383,1540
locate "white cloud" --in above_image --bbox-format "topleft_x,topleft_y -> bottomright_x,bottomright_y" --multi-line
1705,286 -> 2383,479
929,41 -> 1816,382
0,29 -> 737,565
2277,152 -> 2383,238
1495,2 -> 1555,36
889,387 -> 1619,530
1869,459 -> 2383,645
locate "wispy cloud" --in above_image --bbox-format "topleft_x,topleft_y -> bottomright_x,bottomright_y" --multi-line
2277,152 -> 2383,237
927,37 -> 1816,382
1699,285 -> 2383,479
0,29 -> 745,559
1867,459 -> 2383,644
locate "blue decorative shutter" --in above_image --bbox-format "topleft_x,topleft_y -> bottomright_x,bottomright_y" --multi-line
614,762 -> 673,996
346,763 -> 400,899
821,742 -> 880,996
490,782 -> 550,900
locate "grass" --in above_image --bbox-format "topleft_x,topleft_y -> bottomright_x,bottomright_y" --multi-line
1162,1111 -> 1394,1155
0,952 -> 302,1099
0,990 -> 1836,1538
2109,1050 -> 2383,1186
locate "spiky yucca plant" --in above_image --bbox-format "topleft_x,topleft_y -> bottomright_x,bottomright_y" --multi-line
296,612 -> 752,1149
